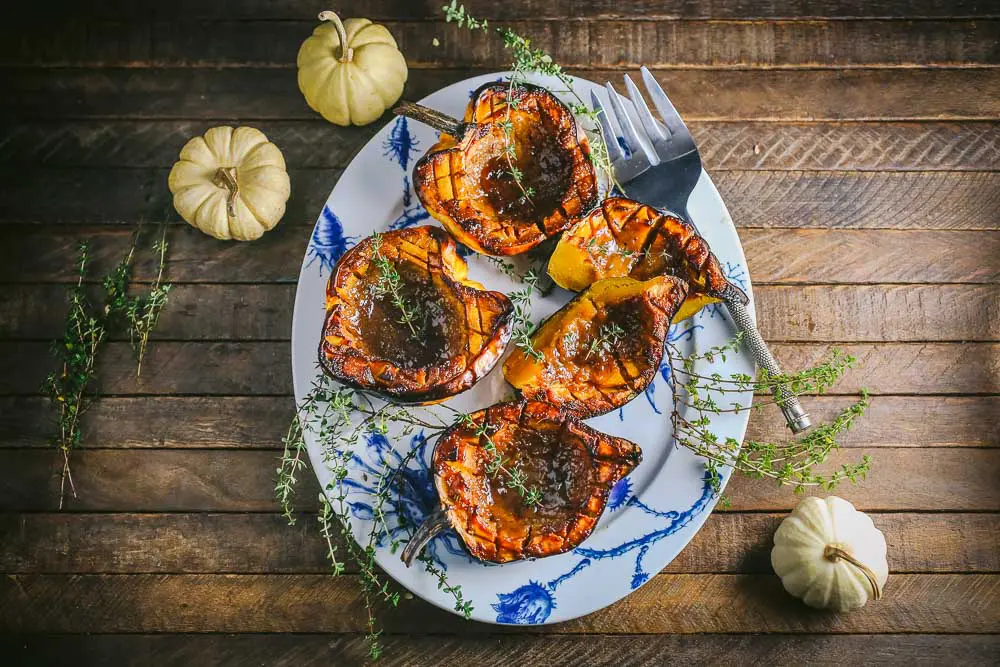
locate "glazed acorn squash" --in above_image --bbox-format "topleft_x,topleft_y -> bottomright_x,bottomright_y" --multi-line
319,226 -> 513,403
402,82 -> 599,256
504,275 -> 689,418
401,400 -> 641,564
548,197 -> 745,321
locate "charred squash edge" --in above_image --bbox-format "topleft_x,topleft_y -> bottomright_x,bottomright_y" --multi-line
548,196 -> 748,321
403,82 -> 599,257
503,275 -> 689,418
318,226 -> 514,404
402,400 -> 642,564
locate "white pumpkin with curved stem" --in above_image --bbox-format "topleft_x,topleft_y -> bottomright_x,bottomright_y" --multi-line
297,11 -> 408,127
771,496 -> 888,611
168,126 -> 291,241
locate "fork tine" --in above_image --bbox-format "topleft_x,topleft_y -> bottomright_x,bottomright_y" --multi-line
589,90 -> 625,165
639,66 -> 691,142
604,83 -> 656,166
624,73 -> 670,147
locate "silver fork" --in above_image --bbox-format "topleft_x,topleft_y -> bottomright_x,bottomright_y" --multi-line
593,67 -> 811,433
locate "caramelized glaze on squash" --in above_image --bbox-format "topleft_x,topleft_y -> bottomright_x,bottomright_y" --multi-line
428,400 -> 641,563
320,226 -> 513,403
548,197 -> 743,321
412,83 -> 599,256
504,275 -> 689,418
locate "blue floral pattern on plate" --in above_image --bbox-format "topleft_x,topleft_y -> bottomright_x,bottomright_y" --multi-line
292,72 -> 755,626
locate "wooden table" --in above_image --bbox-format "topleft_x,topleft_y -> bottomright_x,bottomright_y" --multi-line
1,1 -> 998,664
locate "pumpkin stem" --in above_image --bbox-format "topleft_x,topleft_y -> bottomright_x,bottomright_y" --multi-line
318,11 -> 354,63
824,544 -> 883,601
401,508 -> 450,567
393,101 -> 464,137
212,167 -> 240,219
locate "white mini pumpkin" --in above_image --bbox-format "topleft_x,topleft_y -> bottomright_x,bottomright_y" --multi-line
297,11 -> 408,127
168,126 -> 291,241
772,496 -> 888,611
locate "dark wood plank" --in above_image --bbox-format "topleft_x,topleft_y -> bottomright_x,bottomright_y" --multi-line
4,120 -> 997,171
5,395 -> 996,450
3,170 -> 997,231
0,448 -> 996,512
4,226 -> 998,283
5,284 -> 1000,343
13,0 -> 999,20
5,68 -> 999,121
2,511 -> 994,574
1,573 -> 996,633
718,171 -> 1000,230
3,634 -> 999,667
5,20 -> 999,68
2,341 -> 997,396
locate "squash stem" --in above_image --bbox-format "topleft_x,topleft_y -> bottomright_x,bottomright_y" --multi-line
823,544 -> 883,601
401,508 -> 450,567
393,101 -> 464,137
318,11 -> 354,62
212,167 -> 240,219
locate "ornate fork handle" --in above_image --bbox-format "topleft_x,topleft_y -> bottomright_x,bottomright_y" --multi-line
721,285 -> 812,434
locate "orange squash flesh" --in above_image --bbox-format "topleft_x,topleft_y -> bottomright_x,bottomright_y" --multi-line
413,82 -> 599,256
504,275 -> 689,418
319,226 -> 513,403
548,197 -> 739,321
432,400 -> 641,563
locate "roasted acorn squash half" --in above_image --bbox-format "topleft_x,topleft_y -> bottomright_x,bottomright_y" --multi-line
319,226 -> 513,403
399,82 -> 599,256
504,275 -> 689,418
401,400 -> 641,564
548,197 -> 746,321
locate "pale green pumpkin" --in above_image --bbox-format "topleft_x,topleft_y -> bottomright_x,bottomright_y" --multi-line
297,11 -> 408,127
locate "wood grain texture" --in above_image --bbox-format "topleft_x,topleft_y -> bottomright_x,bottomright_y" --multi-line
3,512 -> 995,574
12,0 -> 1000,20
1,573 -> 997,633
5,19 -> 999,68
5,284 -> 1000,342
5,395 -> 996,450
4,120 -> 997,171
4,226 -> 998,283
5,68 -> 999,121
2,341 -> 997,396
3,634 -> 999,667
1,448 -> 996,512
2,169 -> 997,230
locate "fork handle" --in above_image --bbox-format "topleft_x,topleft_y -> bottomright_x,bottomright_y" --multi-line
721,285 -> 812,434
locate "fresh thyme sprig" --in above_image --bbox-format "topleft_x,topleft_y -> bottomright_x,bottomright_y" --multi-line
370,233 -> 424,342
44,239 -> 135,508
277,374 -> 474,659
455,410 -> 542,507
443,2 -> 619,194
585,322 -> 626,360
508,292 -> 543,363
126,227 -> 172,377
44,232 -> 172,508
666,340 -> 871,494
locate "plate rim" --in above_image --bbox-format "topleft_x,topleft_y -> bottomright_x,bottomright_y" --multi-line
290,71 -> 755,625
